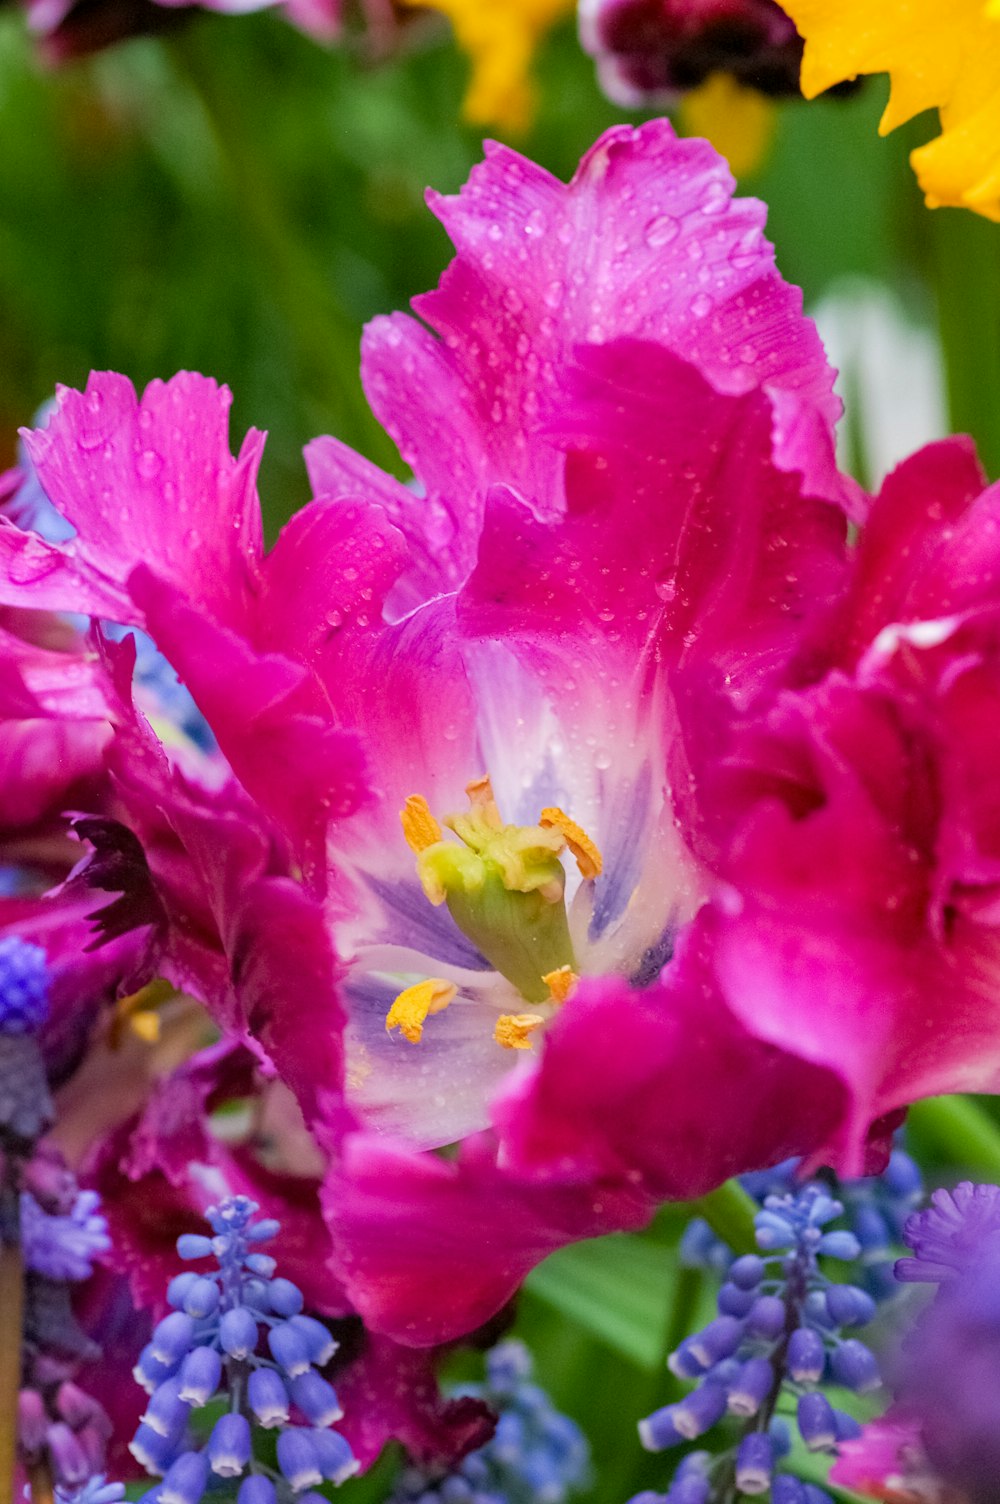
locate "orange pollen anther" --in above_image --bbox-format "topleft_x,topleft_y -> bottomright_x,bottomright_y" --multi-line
464,773 -> 503,829
401,794 -> 444,854
494,1012 -> 545,1050
538,807 -> 603,880
542,965 -> 578,1004
386,978 -> 457,1044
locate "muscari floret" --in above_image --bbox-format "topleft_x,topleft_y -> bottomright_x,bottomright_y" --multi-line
129,1195 -> 356,1504
389,1339 -> 590,1504
632,1184 -> 882,1502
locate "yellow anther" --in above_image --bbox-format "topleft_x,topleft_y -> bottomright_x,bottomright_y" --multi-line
464,773 -> 503,829
385,978 -> 457,1045
401,795 -> 444,854
538,807 -> 603,880
494,1012 -> 545,1050
109,978 -> 173,1049
542,965 -> 578,1005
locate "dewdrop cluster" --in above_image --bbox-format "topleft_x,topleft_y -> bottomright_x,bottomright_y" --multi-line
130,1195 -> 356,1504
391,1340 -> 590,1504
633,1185 -> 882,1503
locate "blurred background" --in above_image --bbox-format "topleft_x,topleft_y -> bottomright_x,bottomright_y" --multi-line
4,10 -> 1000,1497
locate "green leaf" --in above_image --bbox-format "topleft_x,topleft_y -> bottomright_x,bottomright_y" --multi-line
525,1233 -> 676,1371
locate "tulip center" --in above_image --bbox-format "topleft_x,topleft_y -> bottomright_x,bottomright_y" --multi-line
385,776 -> 602,1047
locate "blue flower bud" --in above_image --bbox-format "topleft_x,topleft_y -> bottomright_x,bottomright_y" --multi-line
129,1422 -> 181,1474
830,1339 -> 880,1393
0,937 -> 49,1035
277,1429 -> 323,1491
818,1230 -> 862,1261
687,1316 -> 743,1367
727,1356 -> 773,1417
246,1253 -> 277,1277
151,1313 -> 196,1365
242,1278 -> 271,1312
851,1204 -> 890,1258
834,1409 -> 863,1441
288,1372 -> 342,1427
268,1278 -> 304,1317
673,1382 -> 727,1440
312,1428 -> 357,1484
771,1479 -> 806,1504
142,1378 -> 191,1439
269,1322 -> 313,1376
666,1478 -> 709,1504
802,1488 -> 834,1504
638,1404 -> 683,1451
666,1339 -> 708,1380
884,1149 -> 922,1200
248,1368 -> 290,1428
247,1219 -> 281,1243
769,1418 -> 792,1459
182,1279 -> 220,1319
728,1255 -> 765,1290
159,1452 -> 209,1504
735,1432 -> 773,1494
176,1236 -> 214,1261
287,1315 -> 338,1366
133,1343 -> 181,1395
797,1391 -> 837,1451
237,1478 -> 277,1504
754,1211 -> 796,1250
207,1413 -> 252,1477
745,1295 -> 785,1340
219,1307 -> 259,1359
803,1290 -> 835,1329
166,1274 -> 200,1311
824,1284 -> 876,1327
787,1327 -> 826,1383
177,1347 -> 222,1407
718,1282 -> 756,1317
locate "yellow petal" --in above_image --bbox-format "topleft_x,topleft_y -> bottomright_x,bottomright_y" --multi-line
400,0 -> 574,132
779,0 -> 1000,217
678,73 -> 776,178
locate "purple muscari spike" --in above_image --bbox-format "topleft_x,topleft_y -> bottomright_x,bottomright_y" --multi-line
134,1343 -> 181,1394
852,1203 -> 891,1259
0,937 -> 50,1034
717,1281 -> 756,1317
817,1230 -> 861,1260
277,1428 -> 323,1490
176,1235 -> 214,1261
130,1421 -> 184,1473
287,1314 -> 338,1366
288,1371 -> 342,1426
20,1189 -> 110,1282
727,1356 -> 773,1417
206,1413 -> 251,1477
159,1451 -> 210,1504
248,1367 -> 290,1427
639,1403 -> 684,1452
176,1347 -> 222,1407
728,1255 -> 765,1290
181,1278 -> 220,1319
735,1432 -> 774,1494
167,1273 -> 200,1310
771,1480 -> 807,1504
833,1410 -> 862,1441
829,1338 -> 880,1393
797,1392 -> 837,1452
311,1429 -> 358,1485
787,1327 -> 825,1383
666,1478 -> 709,1504
269,1322 -> 313,1376
898,1182 -> 1000,1283
745,1295 -> 785,1340
666,1338 -> 708,1380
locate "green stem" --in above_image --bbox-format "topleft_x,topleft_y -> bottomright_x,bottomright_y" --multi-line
690,1178 -> 758,1257
0,1189 -> 24,1504
908,1094 -> 1000,1180
926,207 -> 1000,481
167,24 -> 399,474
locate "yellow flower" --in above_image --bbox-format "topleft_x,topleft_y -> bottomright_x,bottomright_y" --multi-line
679,73 -> 776,178
779,0 -> 1000,219
403,0 -> 574,133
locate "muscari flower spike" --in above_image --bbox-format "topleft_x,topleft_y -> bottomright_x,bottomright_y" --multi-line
679,1143 -> 922,1301
129,1195 -> 357,1503
390,1339 -> 590,1504
634,1184 -> 881,1502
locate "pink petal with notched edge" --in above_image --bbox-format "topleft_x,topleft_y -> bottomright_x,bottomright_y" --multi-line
324,1128 -> 652,1348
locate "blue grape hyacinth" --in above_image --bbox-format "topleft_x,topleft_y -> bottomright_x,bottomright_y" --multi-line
634,1185 -> 882,1503
130,1195 -> 356,1504
391,1340 -> 590,1504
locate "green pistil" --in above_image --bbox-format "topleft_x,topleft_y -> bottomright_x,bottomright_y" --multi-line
418,825 -> 577,1004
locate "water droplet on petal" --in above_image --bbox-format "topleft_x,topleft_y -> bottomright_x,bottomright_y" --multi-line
691,293 -> 712,318
137,449 -> 163,481
644,215 -> 680,248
